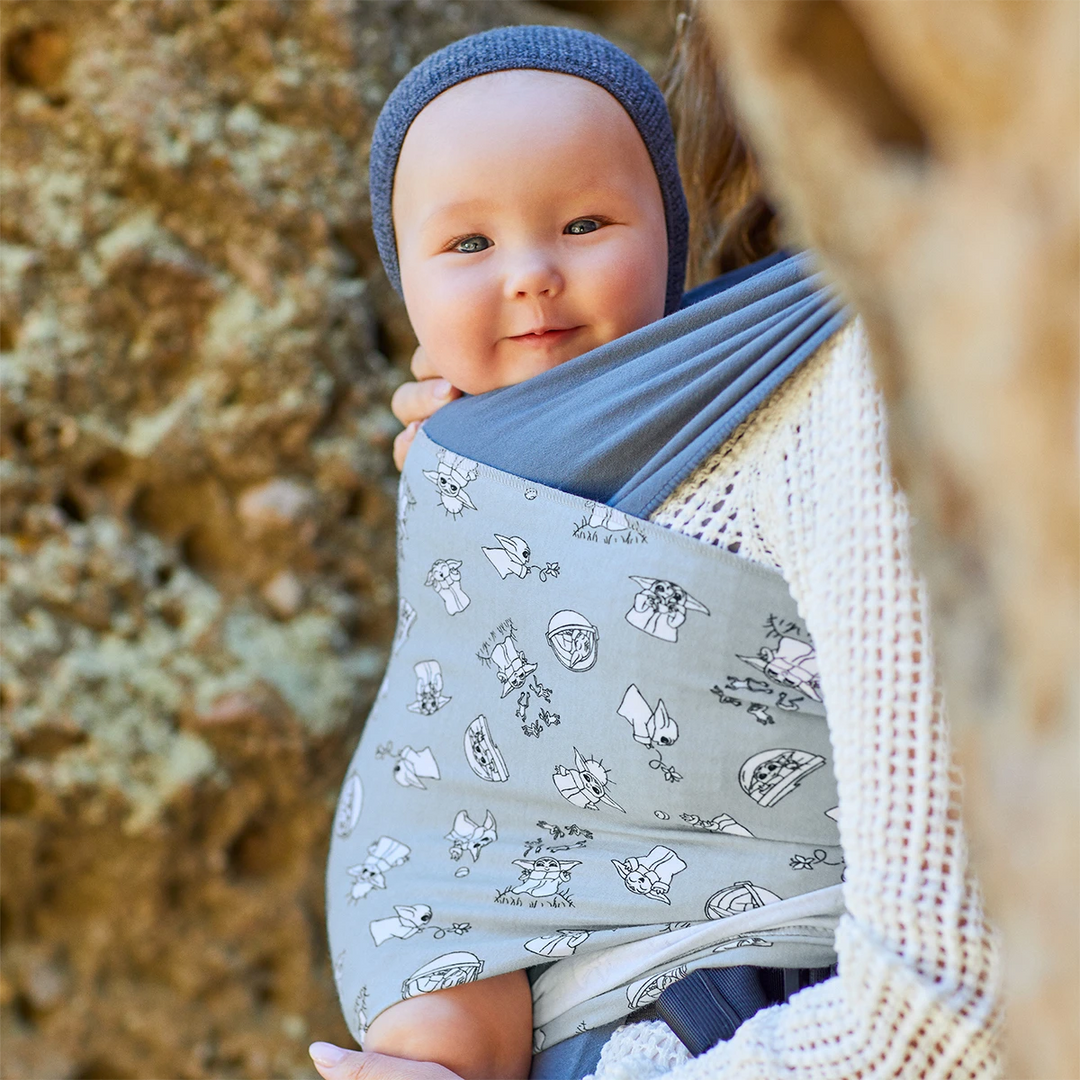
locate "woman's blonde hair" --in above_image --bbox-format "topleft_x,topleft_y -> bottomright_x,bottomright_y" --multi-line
662,2 -> 779,287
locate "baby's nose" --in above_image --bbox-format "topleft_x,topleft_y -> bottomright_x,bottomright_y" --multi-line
504,250 -> 564,300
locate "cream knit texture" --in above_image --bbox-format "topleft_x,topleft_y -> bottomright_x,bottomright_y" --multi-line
586,320 -> 1002,1079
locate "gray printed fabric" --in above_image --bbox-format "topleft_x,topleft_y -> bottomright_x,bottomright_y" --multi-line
326,430 -> 842,1052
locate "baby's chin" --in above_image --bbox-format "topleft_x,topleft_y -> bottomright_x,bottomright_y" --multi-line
449,337 -> 603,396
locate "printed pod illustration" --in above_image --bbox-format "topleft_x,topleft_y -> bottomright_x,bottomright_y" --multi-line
739,748 -> 825,806
401,951 -> 485,998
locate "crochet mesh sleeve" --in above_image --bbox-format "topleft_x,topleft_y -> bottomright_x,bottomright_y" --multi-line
589,321 -> 1002,1080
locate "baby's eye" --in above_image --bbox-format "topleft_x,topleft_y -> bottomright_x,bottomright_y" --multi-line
565,218 -> 601,235
453,235 -> 492,254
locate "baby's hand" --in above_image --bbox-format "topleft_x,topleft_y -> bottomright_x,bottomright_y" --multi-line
391,345 -> 461,470
309,1043 -> 460,1080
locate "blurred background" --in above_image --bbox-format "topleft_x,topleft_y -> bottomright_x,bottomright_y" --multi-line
0,3 -> 671,1078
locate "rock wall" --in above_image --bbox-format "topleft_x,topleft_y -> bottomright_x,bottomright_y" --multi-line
0,3 -> 669,1077
701,3 -> 1079,1076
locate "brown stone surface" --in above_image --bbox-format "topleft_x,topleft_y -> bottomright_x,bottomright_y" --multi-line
0,2 -> 672,1077
702,3 -> 1079,1076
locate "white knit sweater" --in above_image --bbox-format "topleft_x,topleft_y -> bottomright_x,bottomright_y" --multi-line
588,321 -> 1002,1080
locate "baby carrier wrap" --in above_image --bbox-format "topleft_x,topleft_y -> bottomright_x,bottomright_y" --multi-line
326,254 -> 849,1051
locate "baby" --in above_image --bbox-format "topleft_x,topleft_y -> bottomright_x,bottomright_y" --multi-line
323,26 -> 688,1080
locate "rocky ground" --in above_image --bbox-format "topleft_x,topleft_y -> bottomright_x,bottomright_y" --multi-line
0,3 -> 670,1077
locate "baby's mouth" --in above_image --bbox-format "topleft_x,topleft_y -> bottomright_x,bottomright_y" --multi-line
508,326 -> 581,345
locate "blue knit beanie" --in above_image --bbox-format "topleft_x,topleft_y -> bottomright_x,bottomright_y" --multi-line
369,25 -> 689,316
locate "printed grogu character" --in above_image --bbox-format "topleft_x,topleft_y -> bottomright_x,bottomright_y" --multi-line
446,810 -> 497,861
402,951 -> 485,998
346,836 -> 411,901
546,610 -> 599,672
464,716 -> 510,782
737,633 -> 822,701
611,845 -> 686,904
680,811 -> 754,837
407,660 -> 451,715
511,856 -> 582,898
739,747 -> 825,806
553,749 -> 625,812
426,559 -> 470,615
618,685 -> 679,749
370,904 -> 434,946
482,534 -> 532,579
392,598 -> 417,654
704,881 -> 782,919
423,450 -> 478,516
489,636 -> 537,698
392,745 -> 441,789
588,504 -> 630,532
625,576 -> 710,643
334,773 -> 363,838
524,929 -> 592,957
626,965 -> 687,1009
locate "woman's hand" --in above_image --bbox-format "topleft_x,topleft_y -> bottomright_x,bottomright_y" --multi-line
391,345 -> 461,470
309,1043 -> 461,1080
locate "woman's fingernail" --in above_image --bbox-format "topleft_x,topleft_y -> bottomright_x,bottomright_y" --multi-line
433,379 -> 453,400
309,1042 -> 348,1067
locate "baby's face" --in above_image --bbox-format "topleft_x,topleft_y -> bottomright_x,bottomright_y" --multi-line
392,70 -> 669,395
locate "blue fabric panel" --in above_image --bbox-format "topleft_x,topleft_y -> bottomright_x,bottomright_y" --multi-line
422,251 -> 848,519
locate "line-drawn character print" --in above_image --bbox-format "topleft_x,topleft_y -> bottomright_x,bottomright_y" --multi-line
546,610 -> 599,671
611,844 -> 686,904
524,929 -> 592,957
739,747 -> 826,806
532,821 -> 594,853
553,748 -> 625,812
710,685 -> 743,708
524,488 -> 538,502
617,684 -> 682,782
481,534 -> 560,582
626,965 -> 687,1009
511,856 -> 582,898
712,935 -> 773,952
334,773 -> 363,839
589,504 -> 630,532
725,676 -> 771,694
775,692 -> 804,712
464,715 -> 510,782
680,811 -> 754,837
618,685 -> 679,749
392,598 -> 417,655
402,951 -> 485,999
573,506 -> 647,546
426,559 -> 470,615
370,905 -> 472,946
376,742 -> 441,789
406,660 -> 451,715
446,810 -> 497,862
354,987 -> 369,1043
704,881 -> 782,919
747,703 -> 775,726
396,479 -> 416,560
346,836 -> 410,902
789,848 -> 845,872
423,450 -> 478,517
625,576 -> 710,643
736,616 -> 822,701
516,682 -> 560,739
824,806 -> 840,822
481,635 -> 537,698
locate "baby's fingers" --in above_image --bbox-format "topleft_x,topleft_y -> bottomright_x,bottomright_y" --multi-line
309,1043 -> 460,1080
390,377 -> 459,429
393,422 -> 420,472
